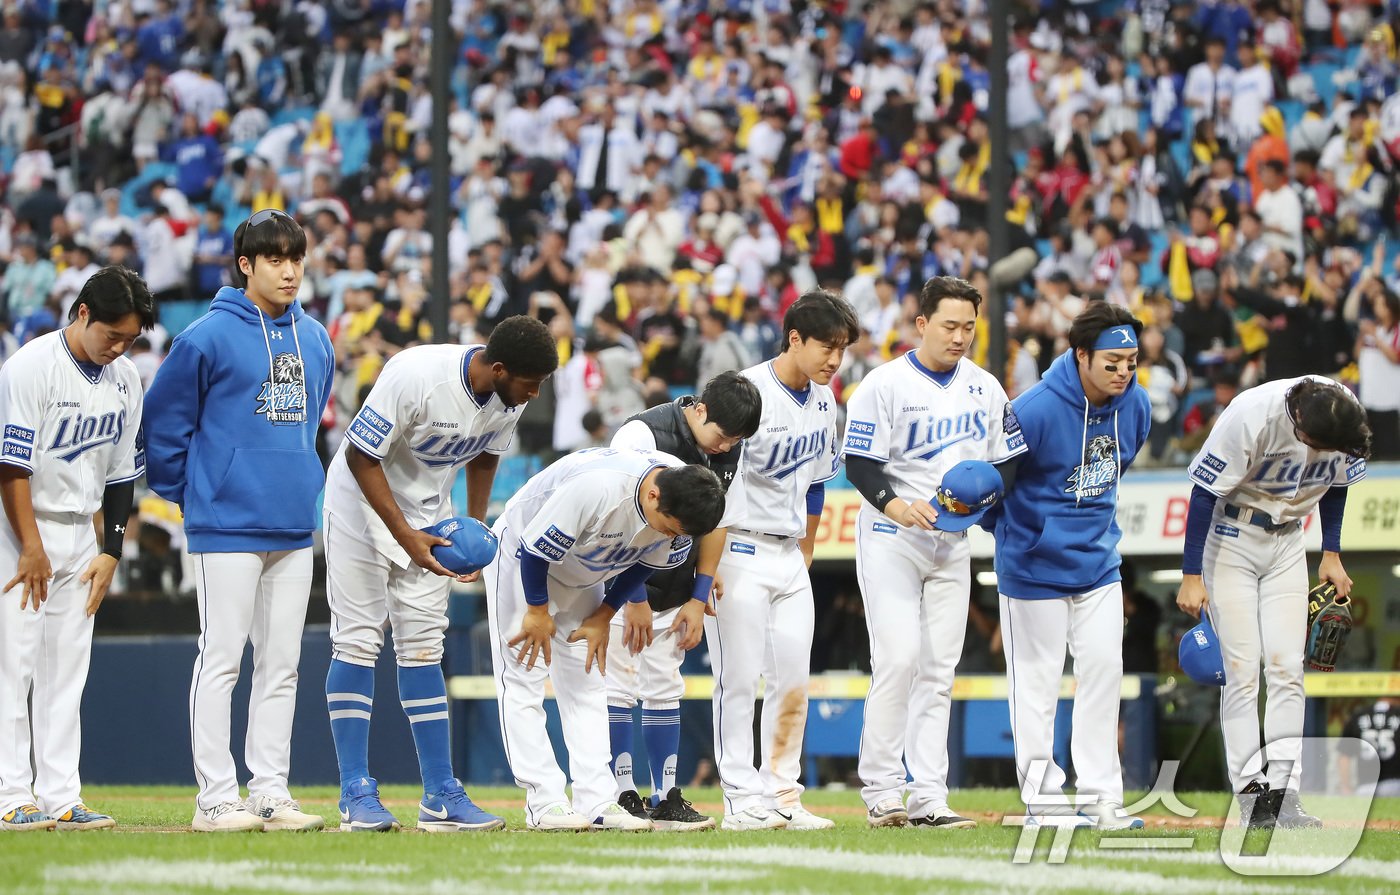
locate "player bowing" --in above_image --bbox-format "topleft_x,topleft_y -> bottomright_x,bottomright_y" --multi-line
707,290 -> 859,831
484,449 -> 725,832
0,267 -> 153,832
992,303 -> 1152,831
1178,377 -> 1370,829
322,316 -> 557,832
842,277 -> 1025,829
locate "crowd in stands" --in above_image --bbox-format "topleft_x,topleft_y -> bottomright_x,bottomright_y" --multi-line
2,0 -> 1400,484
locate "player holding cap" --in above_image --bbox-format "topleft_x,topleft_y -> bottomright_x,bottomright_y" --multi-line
1177,376 -> 1370,829
483,449 -> 725,832
0,267 -> 152,832
707,290 -> 859,831
991,302 -> 1151,830
146,209 -> 335,832
321,316 -> 557,832
841,276 -> 1024,829
605,371 -> 762,831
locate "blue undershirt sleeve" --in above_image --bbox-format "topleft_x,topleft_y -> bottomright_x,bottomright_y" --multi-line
806,481 -> 825,516
1182,484 -> 1219,576
602,562 -> 656,611
520,551 -> 552,607
1318,485 -> 1347,553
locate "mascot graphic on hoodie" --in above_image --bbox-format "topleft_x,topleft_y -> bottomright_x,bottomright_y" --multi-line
258,352 -> 308,425
1067,434 -> 1119,498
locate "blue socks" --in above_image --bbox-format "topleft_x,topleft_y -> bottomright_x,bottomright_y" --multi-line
326,659 -> 374,790
398,663 -> 454,795
609,704 -> 636,793
642,704 -> 680,803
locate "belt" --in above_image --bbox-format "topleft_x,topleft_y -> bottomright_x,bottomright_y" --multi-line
1223,504 -> 1298,533
730,528 -> 795,542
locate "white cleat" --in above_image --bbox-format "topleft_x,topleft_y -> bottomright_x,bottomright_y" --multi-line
777,805 -> 836,831
1078,802 -> 1146,831
866,798 -> 909,828
591,802 -> 655,831
720,806 -> 789,831
192,801 -> 265,832
527,803 -> 591,832
248,795 -> 325,831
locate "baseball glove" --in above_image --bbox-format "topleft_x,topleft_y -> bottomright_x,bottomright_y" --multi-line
1306,582 -> 1353,673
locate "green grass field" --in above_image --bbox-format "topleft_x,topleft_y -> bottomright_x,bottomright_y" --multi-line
8,786 -> 1399,894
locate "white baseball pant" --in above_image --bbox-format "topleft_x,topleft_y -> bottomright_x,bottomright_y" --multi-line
854,510 -> 971,817
189,548 -> 313,811
1204,513 -> 1308,793
606,605 -> 685,708
704,532 -> 813,815
324,513 -> 451,668
483,528 -> 616,824
1000,581 -> 1126,814
0,511 -> 97,817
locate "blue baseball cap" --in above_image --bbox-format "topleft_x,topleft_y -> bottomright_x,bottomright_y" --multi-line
1179,615 -> 1225,686
424,516 -> 499,575
931,460 -> 1004,533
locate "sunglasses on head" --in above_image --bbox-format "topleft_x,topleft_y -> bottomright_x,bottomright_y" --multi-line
935,488 -> 975,516
246,208 -> 293,228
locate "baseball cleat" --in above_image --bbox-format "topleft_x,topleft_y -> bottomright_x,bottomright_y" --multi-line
720,806 -> 788,831
1274,790 -> 1322,829
54,803 -> 116,831
338,777 -> 401,832
866,798 -> 909,828
2,804 -> 56,831
617,790 -> 651,821
1077,802 -> 1145,831
592,802 -> 655,831
775,805 -> 835,831
249,795 -> 324,831
1237,781 -> 1275,830
649,787 -> 715,831
527,803 -> 591,832
418,779 -> 505,832
911,812 -> 976,829
192,801 -> 264,832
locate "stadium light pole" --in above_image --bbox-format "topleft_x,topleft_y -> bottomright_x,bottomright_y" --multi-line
987,0 -> 1009,383
429,0 -> 452,343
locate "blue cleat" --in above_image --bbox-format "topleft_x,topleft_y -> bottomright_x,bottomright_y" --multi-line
2,804 -> 56,831
418,779 -> 505,832
56,803 -> 116,831
338,777 -> 401,832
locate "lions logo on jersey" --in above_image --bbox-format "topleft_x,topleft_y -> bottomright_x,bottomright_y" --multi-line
257,352 -> 308,425
1065,434 -> 1119,498
49,409 -> 127,462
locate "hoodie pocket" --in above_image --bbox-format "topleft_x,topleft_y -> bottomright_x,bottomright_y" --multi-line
1024,512 -> 1112,588
206,448 -> 325,533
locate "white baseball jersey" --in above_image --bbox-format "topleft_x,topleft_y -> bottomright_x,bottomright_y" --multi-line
1188,375 -> 1367,523
0,330 -> 144,516
324,344 -> 522,563
500,448 -> 692,591
842,353 -> 1025,501
721,361 -> 840,537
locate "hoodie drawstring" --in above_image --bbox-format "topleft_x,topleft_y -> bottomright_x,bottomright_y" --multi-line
1077,398 -> 1089,505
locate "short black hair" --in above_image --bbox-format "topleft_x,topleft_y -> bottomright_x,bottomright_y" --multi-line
1287,379 -> 1372,459
483,314 -> 559,379
918,276 -> 982,319
69,266 -> 156,329
779,290 -> 859,353
231,209 -> 307,288
655,465 -> 726,536
699,370 -> 762,439
1067,301 -> 1142,355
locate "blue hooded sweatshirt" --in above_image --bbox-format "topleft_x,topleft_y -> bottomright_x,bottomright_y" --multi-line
144,286 -> 334,553
992,349 -> 1151,600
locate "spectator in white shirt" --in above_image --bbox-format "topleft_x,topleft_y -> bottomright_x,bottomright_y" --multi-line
1254,159 -> 1303,264
49,242 -> 100,319
623,184 -> 685,274
1183,37 -> 1235,133
1228,43 -> 1274,150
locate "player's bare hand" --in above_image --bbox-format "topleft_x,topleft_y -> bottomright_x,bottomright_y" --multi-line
622,599 -> 653,655
889,498 -> 938,531
402,529 -> 458,578
1176,575 -> 1209,620
567,607 -> 611,675
1318,552 -> 1353,598
670,598 -> 707,650
5,543 -> 52,611
508,605 -> 554,669
80,553 -> 118,617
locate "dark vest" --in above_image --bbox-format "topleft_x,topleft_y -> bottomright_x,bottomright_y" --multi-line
627,397 -> 738,611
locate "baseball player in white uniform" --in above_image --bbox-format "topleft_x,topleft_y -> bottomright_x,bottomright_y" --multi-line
0,267 -> 151,831
705,290 -> 859,831
483,449 -> 725,831
322,316 -> 557,832
841,277 -> 1025,829
1178,376 -> 1371,829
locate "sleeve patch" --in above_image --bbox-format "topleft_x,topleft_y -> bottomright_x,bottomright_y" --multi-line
1007,433 -> 1025,452
1002,404 -> 1021,435
1201,453 -> 1227,473
1346,460 -> 1366,481
844,435 -> 873,452
357,406 -> 393,435
348,417 -> 387,450
848,420 -> 876,435
1191,466 -> 1219,486
3,440 -> 32,461
4,424 -> 34,444
531,538 -> 566,561
544,524 -> 576,550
